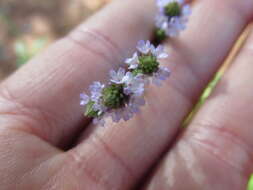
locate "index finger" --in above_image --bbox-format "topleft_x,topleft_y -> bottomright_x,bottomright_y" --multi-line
0,0 -> 156,147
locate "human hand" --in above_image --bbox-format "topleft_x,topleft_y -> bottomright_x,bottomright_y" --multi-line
0,0 -> 253,189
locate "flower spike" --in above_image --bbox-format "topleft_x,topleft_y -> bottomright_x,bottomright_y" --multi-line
80,41 -> 170,126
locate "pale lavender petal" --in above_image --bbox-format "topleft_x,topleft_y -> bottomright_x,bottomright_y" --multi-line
80,93 -> 90,106
122,110 -> 133,121
91,94 -> 100,102
80,101 -> 86,106
125,52 -> 139,69
118,67 -> 125,78
161,67 -> 171,77
123,87 -> 132,95
126,96 -> 145,115
129,64 -> 138,70
152,45 -> 169,59
134,84 -> 145,96
157,0 -> 171,7
137,40 -> 145,51
155,13 -> 168,28
154,45 -> 163,54
109,69 -> 117,79
164,17 -> 182,37
90,82 -> 104,94
157,46 -> 169,59
92,103 -> 101,112
182,5 -> 191,16
131,106 -> 140,114
156,0 -> 164,7
93,117 -> 105,126
177,0 -> 184,5
150,45 -> 156,56
110,68 -> 127,84
137,40 -> 151,54
158,52 -> 169,59
111,111 -> 122,123
157,67 -> 171,80
129,103 -> 141,114
123,74 -> 145,97
121,71 -> 133,84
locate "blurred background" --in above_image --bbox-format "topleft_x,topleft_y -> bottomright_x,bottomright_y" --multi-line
0,0 -> 112,81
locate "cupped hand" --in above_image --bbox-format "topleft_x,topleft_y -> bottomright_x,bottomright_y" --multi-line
0,0 -> 253,189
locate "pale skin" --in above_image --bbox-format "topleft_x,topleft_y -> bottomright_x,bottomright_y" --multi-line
0,0 -> 253,189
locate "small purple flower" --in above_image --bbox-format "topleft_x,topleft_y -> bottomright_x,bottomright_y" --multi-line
152,67 -> 171,86
151,45 -> 169,59
110,67 -> 126,84
136,40 -> 169,59
80,81 -> 106,116
89,82 -> 104,102
109,68 -> 145,97
122,72 -> 145,97
89,82 -> 106,114
110,108 -> 133,123
128,96 -> 146,114
80,93 -> 90,106
124,41 -> 169,70
155,0 -> 191,37
137,40 -> 152,54
124,40 -> 170,87
125,52 -> 139,69
93,116 -> 106,126
109,96 -> 146,123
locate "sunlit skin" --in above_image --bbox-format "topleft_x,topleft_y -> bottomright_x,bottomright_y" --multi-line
0,0 -> 253,189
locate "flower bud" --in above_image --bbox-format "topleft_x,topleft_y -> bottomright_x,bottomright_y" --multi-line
138,55 -> 159,75
102,84 -> 127,109
85,101 -> 99,117
164,2 -> 181,17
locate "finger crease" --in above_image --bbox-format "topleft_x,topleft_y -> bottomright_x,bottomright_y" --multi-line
189,122 -> 253,174
67,149 -> 111,190
0,84 -> 53,143
94,134 -> 136,180
67,28 -> 123,67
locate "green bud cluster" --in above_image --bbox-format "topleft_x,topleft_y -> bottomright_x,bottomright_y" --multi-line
155,28 -> 167,44
164,2 -> 181,17
84,54 -> 160,118
102,84 -> 128,109
136,55 -> 159,75
85,101 -> 99,117
132,69 -> 144,76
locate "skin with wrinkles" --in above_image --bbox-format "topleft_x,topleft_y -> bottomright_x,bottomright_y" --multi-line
0,0 -> 252,189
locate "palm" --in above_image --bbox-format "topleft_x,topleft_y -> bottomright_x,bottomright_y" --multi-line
0,0 -> 253,189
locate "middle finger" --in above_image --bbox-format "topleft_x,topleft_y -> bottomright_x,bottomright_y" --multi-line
68,0 -> 253,189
